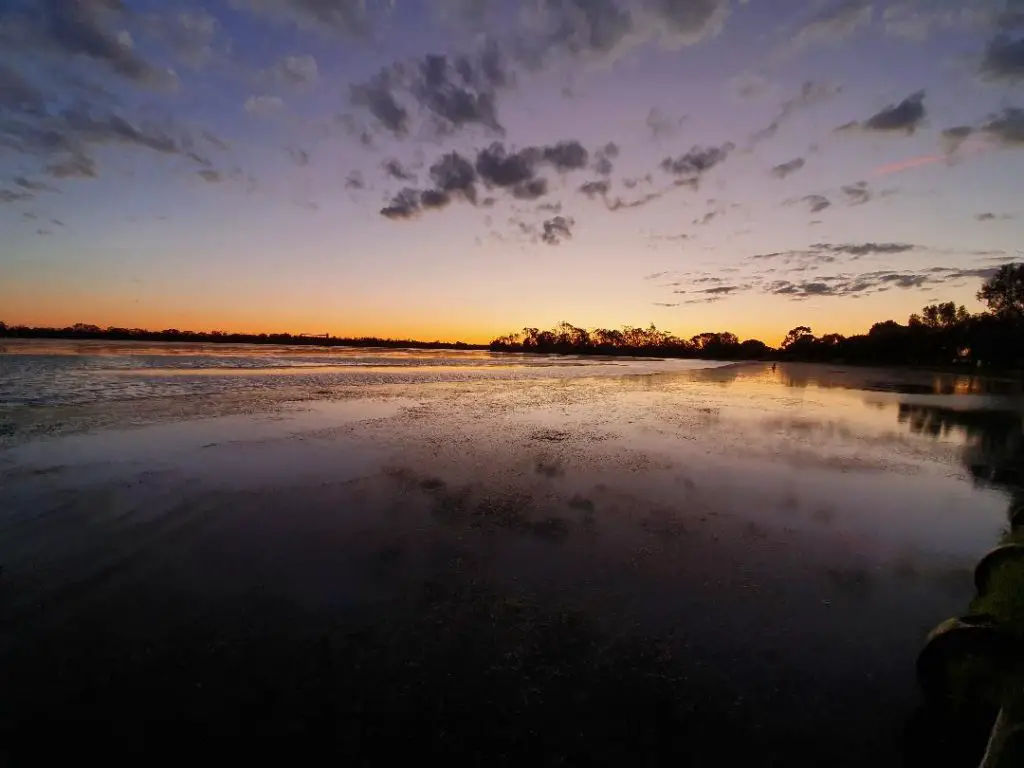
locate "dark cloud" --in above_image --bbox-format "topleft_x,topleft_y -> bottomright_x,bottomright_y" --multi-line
579,179 -> 611,198
350,71 -> 409,136
812,242 -> 918,257
383,158 -> 416,181
802,194 -> 831,213
785,0 -> 873,55
975,212 -> 1014,221
537,201 -> 562,213
981,107 -> 1024,146
288,148 -> 310,166
429,151 -> 478,201
770,157 -> 806,179
653,302 -> 680,307
541,215 -> 574,245
419,188 -> 451,209
25,0 -> 178,89
980,35 -> 1024,82
197,169 -> 223,183
380,187 -> 422,219
694,211 -> 717,226
532,0 -> 634,58
512,177 -> 549,200
840,181 -> 871,205
660,142 -> 735,181
413,53 -> 503,133
863,90 -> 926,133
701,285 -> 740,295
475,142 -> 538,187
543,140 -> 588,171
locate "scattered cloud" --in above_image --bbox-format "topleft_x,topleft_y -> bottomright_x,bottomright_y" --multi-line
228,0 -> 384,37
245,95 -> 285,115
770,157 -> 806,179
975,212 -> 1015,221
579,179 -> 611,198
350,70 -> 409,135
271,54 -> 319,85
380,187 -> 423,219
800,194 -> 831,213
981,107 -> 1024,146
839,90 -> 927,135
592,142 -> 618,175
142,9 -> 223,70
541,215 -> 574,245
785,0 -> 873,56
429,151 -> 478,202
646,107 -> 686,139
660,142 -> 735,183
383,158 -> 417,181
197,169 -> 223,183
980,35 -> 1024,82
840,181 -> 871,205
288,147 -> 310,166
345,170 -> 365,190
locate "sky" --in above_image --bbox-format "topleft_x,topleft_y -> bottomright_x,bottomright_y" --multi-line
1,0 -> 1023,345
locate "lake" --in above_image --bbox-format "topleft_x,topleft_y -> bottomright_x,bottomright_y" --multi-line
1,339 -> 1022,765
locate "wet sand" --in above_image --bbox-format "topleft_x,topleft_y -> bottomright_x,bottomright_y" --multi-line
1,362 -> 1021,765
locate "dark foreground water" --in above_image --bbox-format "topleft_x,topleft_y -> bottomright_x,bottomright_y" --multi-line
1,342 -> 1022,765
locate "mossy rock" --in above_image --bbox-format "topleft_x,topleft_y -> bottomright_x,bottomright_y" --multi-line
975,544 -> 1024,596
917,616 -> 1008,706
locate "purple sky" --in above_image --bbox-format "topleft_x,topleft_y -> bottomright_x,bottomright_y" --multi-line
1,0 -> 1023,343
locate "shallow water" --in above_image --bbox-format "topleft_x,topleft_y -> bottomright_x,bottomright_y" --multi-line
1,344 -> 1022,765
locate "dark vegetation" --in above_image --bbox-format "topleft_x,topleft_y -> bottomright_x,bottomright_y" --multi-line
489,264 -> 1024,370
0,323 -> 485,350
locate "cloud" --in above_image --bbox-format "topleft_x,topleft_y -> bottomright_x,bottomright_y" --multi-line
13,177 -> 53,192
660,142 -> 735,182
412,52 -> 504,134
646,107 -> 686,139
229,0 -> 383,37
475,142 -> 537,187
543,140 -> 589,171
143,9 -> 222,70
197,169 -> 223,183
750,80 -> 842,144
813,242 -> 919,256
429,151 -> 478,201
541,215 -> 574,245
840,180 -> 871,205
350,70 -> 409,135
788,0 -> 873,53
383,158 -> 417,181
653,302 -> 680,307
380,187 -> 422,219
0,189 -> 34,204
799,194 -> 832,213
864,90 -> 926,133
579,179 -> 611,198
245,95 -> 285,115
770,157 -> 805,179
419,189 -> 451,209
271,54 -> 319,85
47,155 -> 98,179
981,107 -> 1024,146
941,125 -> 974,153
975,212 -> 1014,221
980,35 -> 1024,81
21,0 -> 178,89
344,170 -> 365,189
839,91 -> 927,135
592,141 -> 618,175
512,178 -> 549,200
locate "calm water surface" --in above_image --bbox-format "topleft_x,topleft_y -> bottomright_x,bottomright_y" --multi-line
1,340 -> 1022,765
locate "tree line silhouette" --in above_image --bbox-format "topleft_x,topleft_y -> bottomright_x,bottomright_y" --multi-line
0,324 -> 486,351
3,264 -> 1023,368
489,264 -> 1024,369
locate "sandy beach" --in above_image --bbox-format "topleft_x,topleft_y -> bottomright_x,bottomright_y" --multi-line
2,346 -> 1021,765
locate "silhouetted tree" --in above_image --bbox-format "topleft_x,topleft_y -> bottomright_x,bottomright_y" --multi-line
978,264 -> 1024,320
